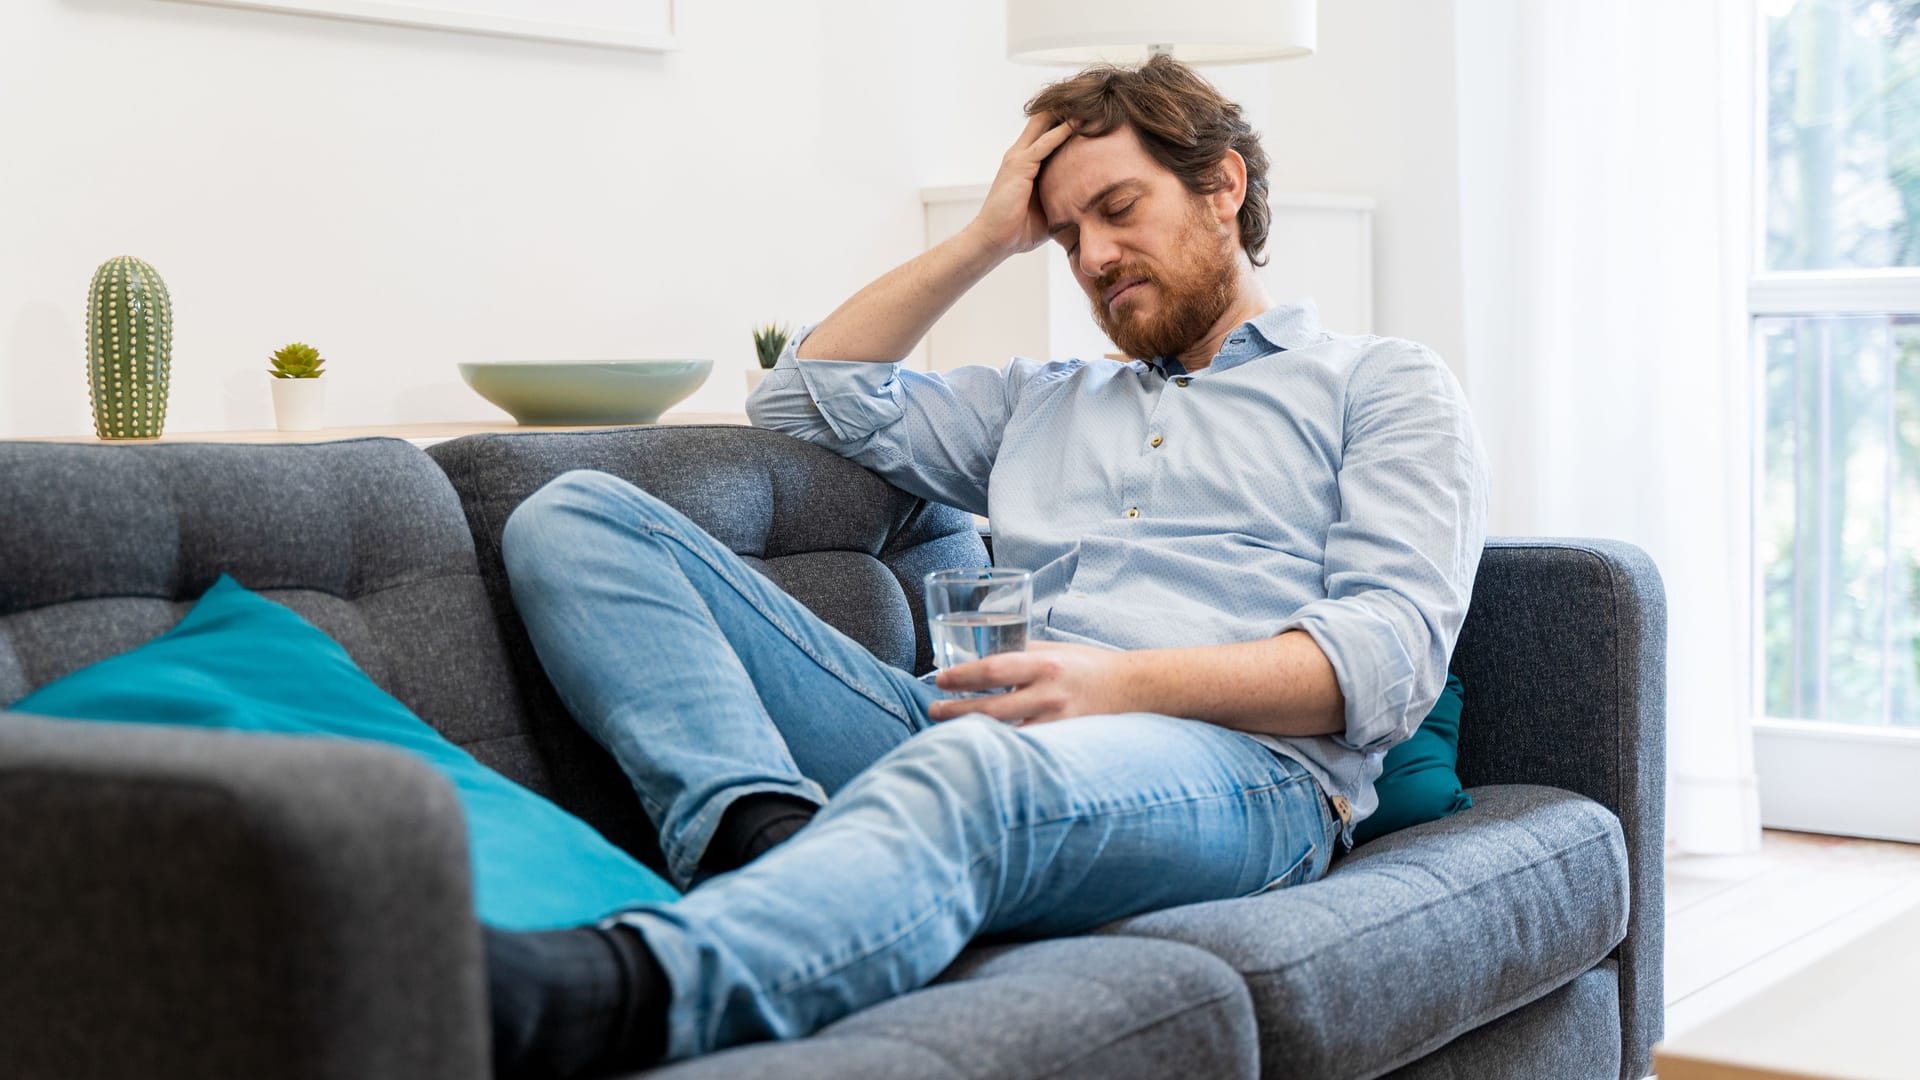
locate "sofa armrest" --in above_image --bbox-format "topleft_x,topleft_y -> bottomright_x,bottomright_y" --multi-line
0,714 -> 488,1080
1449,537 -> 1666,1080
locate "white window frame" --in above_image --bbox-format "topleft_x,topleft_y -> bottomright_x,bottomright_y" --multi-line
1747,16 -> 1920,844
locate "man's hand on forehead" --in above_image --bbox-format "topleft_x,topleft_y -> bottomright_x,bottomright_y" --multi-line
1029,112 -> 1074,160
964,112 -> 1076,260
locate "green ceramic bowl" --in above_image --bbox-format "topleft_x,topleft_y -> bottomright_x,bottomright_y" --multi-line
457,359 -> 713,426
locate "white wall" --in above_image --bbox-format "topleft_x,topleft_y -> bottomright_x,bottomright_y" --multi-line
0,0 -> 1464,437
1265,0 -> 1465,371
0,0 -> 1025,436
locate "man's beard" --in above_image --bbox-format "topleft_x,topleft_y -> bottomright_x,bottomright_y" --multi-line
1087,199 -> 1240,362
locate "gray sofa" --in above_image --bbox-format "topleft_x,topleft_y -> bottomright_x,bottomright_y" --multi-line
0,426 -> 1664,1080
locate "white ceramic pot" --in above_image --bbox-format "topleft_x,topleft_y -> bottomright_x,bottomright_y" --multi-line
272,378 -> 326,431
745,367 -> 771,393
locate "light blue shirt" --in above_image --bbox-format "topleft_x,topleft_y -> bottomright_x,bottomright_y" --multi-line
746,301 -> 1489,837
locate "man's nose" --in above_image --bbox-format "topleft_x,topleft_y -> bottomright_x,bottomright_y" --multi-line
1077,228 -> 1121,280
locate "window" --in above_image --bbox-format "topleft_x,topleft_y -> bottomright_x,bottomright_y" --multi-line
1757,315 -> 1918,726
1753,0 -> 1920,841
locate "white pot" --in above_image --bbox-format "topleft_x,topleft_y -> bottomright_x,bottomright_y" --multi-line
745,367 -> 772,393
271,378 -> 326,431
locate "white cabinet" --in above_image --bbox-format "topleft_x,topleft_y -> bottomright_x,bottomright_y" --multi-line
919,185 -> 1374,373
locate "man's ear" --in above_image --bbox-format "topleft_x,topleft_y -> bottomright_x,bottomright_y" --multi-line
1210,149 -> 1248,227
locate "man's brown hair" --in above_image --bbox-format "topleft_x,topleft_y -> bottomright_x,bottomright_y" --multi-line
1026,54 -> 1272,267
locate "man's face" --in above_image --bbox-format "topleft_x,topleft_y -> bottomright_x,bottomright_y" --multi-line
1036,123 -> 1240,361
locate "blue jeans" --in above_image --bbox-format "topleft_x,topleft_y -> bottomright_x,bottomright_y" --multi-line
502,470 -> 1336,1061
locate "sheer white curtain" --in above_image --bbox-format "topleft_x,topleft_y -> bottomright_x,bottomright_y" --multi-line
1454,0 -> 1761,854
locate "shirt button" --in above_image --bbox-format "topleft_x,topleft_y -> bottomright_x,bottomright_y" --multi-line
1125,507 -> 1140,519
1174,376 -> 1191,387
1149,434 -> 1163,448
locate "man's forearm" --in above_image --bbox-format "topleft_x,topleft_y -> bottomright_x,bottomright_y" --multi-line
796,227 -> 1007,363
1119,631 -> 1346,739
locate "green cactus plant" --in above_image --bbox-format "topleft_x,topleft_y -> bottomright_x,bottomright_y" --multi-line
752,322 -> 791,370
268,342 -> 326,379
86,255 -> 173,440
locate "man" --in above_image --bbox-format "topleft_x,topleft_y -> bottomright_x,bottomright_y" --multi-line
486,56 -> 1487,1078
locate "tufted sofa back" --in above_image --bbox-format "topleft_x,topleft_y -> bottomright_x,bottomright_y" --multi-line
426,426 -> 987,862
0,430 -> 986,871
0,439 -> 530,776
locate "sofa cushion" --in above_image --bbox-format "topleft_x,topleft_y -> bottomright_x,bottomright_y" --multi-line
1101,785 -> 1630,1079
13,575 -> 677,930
1356,673 -> 1473,845
428,426 -> 985,673
633,936 -> 1258,1080
0,440 -> 540,781
426,426 -> 988,868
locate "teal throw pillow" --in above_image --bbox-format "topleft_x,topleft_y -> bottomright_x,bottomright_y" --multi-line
10,574 -> 678,930
1353,673 -> 1473,845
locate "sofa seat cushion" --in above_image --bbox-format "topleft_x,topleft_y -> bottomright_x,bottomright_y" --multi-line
631,936 -> 1258,1080
1101,785 -> 1630,1080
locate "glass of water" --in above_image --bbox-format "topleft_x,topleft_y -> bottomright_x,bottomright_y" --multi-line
922,567 -> 1031,696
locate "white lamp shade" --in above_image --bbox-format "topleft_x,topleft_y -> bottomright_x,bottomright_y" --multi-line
1007,0 -> 1315,65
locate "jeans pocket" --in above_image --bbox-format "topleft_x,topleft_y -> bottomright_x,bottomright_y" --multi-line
1246,786 -> 1338,897
1246,837 -> 1318,897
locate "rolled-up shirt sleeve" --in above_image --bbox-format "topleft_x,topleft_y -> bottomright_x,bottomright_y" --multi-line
1274,342 -> 1490,754
745,322 -> 1046,517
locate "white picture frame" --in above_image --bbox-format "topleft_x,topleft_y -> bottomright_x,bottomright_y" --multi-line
159,0 -> 677,52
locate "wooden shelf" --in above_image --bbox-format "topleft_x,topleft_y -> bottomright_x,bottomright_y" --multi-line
11,413 -> 752,447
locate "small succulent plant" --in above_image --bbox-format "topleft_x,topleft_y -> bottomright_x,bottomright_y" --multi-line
752,322 -> 791,370
268,342 -> 326,379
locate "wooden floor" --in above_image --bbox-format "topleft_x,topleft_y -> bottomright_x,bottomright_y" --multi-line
1664,829 -> 1920,1041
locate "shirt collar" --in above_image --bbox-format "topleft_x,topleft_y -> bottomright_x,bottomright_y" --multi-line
1144,300 -> 1324,378
1247,299 -> 1325,351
